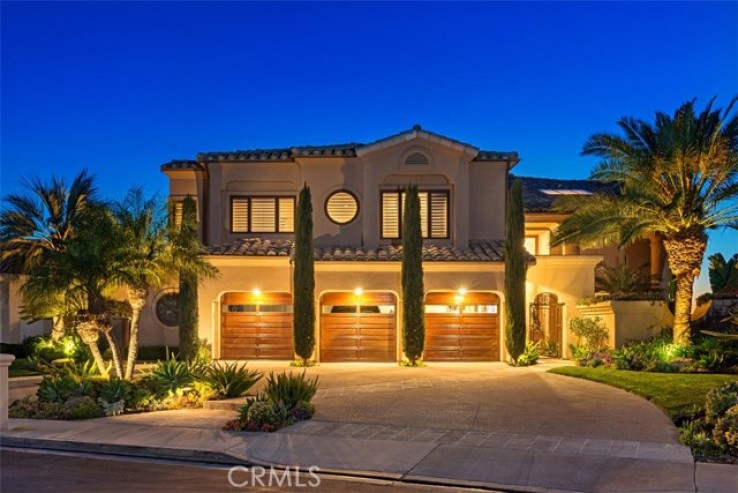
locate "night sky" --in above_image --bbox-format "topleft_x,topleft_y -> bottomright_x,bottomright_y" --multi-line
2,1 -> 737,295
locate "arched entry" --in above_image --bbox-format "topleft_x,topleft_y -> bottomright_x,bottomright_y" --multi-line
424,291 -> 500,361
220,292 -> 294,359
320,292 -> 397,362
529,293 -> 563,356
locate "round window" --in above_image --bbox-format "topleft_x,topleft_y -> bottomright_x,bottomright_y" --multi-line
325,191 -> 359,225
155,292 -> 180,327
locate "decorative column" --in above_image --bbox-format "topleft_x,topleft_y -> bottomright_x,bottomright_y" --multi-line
650,233 -> 665,289
1,353 -> 15,431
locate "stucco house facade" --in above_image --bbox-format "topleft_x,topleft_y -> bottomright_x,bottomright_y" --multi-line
0,126 -> 671,360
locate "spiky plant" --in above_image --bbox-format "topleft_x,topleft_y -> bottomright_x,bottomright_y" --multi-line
553,97 -> 738,344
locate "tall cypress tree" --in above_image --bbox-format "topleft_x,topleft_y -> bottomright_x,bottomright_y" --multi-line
402,185 -> 425,365
504,179 -> 527,363
178,196 -> 199,361
293,183 -> 315,364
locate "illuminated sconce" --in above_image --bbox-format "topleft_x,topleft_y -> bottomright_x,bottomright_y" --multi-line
458,288 -> 467,296
253,288 -> 262,299
354,288 -> 363,297
454,294 -> 464,304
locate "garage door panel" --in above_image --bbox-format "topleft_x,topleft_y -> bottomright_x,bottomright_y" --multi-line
424,292 -> 500,361
320,293 -> 397,362
220,293 -> 293,360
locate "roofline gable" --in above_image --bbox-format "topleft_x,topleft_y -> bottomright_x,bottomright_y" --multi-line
355,125 -> 479,158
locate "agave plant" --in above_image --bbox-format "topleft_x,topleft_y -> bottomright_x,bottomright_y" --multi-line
148,353 -> 202,396
262,371 -> 319,410
204,362 -> 262,399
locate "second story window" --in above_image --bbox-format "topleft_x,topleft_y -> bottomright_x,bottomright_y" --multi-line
231,196 -> 295,234
381,190 -> 449,239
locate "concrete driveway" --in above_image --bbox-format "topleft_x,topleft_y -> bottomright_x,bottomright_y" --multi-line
237,359 -> 679,443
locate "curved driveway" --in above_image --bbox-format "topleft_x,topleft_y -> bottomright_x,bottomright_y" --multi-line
248,359 -> 679,444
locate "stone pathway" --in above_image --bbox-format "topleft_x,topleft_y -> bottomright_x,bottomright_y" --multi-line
280,419 -> 694,463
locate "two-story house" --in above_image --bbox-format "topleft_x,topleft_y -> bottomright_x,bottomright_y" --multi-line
154,125 -> 667,362
0,126 -> 671,359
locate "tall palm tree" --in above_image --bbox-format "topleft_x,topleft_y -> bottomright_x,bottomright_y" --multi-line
0,170 -> 96,340
22,205 -> 126,375
111,188 -> 170,379
553,97 -> 738,344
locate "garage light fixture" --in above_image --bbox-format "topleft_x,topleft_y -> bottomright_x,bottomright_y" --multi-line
354,288 -> 363,297
253,289 -> 262,297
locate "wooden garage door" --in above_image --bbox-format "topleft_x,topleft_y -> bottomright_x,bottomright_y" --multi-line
221,292 -> 294,359
320,292 -> 397,362
424,292 -> 500,361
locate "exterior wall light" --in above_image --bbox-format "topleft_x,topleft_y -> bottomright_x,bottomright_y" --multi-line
354,288 -> 363,296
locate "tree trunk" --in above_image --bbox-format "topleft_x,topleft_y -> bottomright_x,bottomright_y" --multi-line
103,328 -> 123,379
673,275 -> 695,345
124,291 -> 146,380
50,316 -> 66,341
76,322 -> 107,376
663,231 -> 707,345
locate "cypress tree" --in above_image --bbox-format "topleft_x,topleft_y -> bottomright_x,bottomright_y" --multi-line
178,196 -> 199,361
504,179 -> 528,363
402,184 -> 425,365
293,183 -> 315,364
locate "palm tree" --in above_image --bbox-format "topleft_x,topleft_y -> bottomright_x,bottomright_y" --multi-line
553,97 -> 738,344
22,205 -> 126,375
111,188 -> 171,379
0,170 -> 96,340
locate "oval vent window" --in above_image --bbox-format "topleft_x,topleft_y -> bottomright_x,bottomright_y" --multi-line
405,152 -> 430,165
326,191 -> 359,225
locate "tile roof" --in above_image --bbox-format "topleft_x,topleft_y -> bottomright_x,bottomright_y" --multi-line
205,238 -> 530,262
161,126 -> 517,168
513,175 -> 614,212
161,159 -> 203,170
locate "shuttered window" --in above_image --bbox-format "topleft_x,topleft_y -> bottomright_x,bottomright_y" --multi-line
382,193 -> 401,238
278,198 -> 295,233
230,196 -> 295,233
381,190 -> 450,239
231,198 -> 249,233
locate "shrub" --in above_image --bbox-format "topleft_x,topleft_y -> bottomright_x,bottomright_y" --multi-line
62,396 -> 104,420
205,362 -> 261,399
98,378 -> 133,405
227,372 -> 320,433
262,371 -> 319,411
37,375 -> 94,403
514,341 -> 540,367
681,381 -> 738,459
570,317 -> 609,352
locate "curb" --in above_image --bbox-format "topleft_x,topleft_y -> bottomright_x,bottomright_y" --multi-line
0,435 -> 564,493
0,435 -> 248,466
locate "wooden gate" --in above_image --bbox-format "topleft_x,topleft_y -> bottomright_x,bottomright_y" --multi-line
220,292 -> 294,359
529,292 -> 563,356
424,292 -> 500,361
320,292 -> 397,362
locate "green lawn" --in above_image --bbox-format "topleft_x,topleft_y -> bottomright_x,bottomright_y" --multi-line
549,366 -> 738,419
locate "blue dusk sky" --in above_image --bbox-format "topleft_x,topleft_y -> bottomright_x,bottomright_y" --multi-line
1,1 -> 737,295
